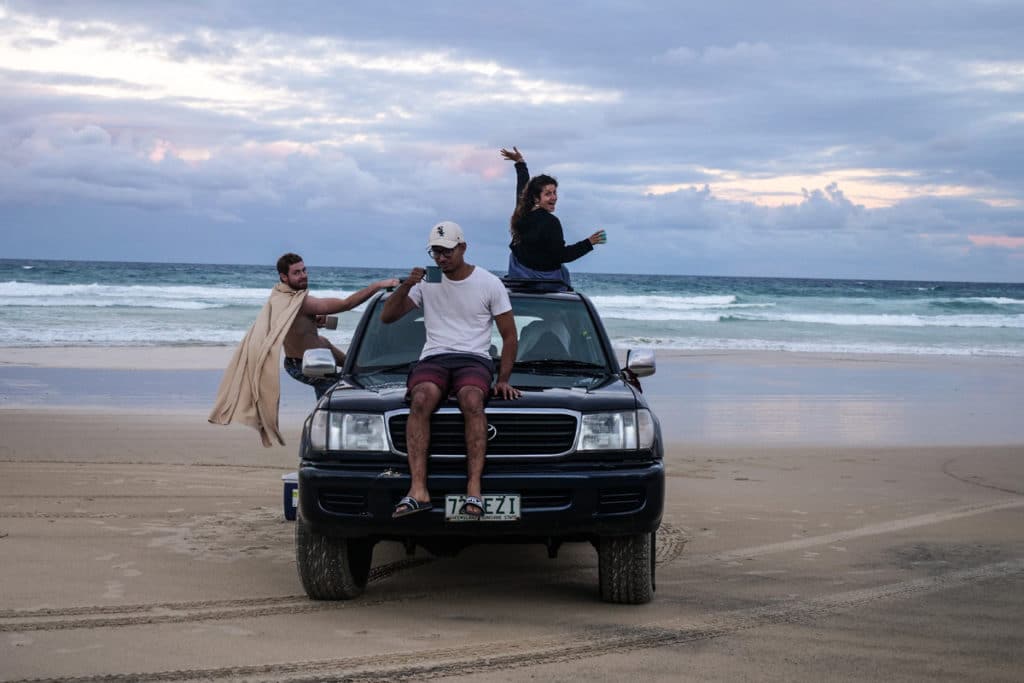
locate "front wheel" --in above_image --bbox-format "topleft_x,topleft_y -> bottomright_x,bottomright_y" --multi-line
597,532 -> 654,604
295,511 -> 374,600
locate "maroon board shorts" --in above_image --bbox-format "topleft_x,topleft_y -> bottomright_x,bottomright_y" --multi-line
407,353 -> 494,397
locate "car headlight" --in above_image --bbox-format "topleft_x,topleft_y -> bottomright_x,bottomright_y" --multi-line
579,409 -> 655,451
309,411 -> 388,452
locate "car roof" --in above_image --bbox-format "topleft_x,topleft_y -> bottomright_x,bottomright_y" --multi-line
378,279 -> 588,302
501,279 -> 585,299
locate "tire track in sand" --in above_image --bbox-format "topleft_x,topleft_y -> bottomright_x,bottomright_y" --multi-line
9,558 -> 1023,683
0,559 -> 432,633
677,497 -> 1024,567
0,523 -> 690,632
3,501 -> 1010,635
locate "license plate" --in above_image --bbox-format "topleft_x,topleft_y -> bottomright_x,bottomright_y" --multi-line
444,494 -> 520,522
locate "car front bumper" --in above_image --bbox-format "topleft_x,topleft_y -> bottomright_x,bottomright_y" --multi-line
298,460 -> 665,541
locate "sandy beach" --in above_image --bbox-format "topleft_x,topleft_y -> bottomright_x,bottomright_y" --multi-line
2,347 -> 1023,681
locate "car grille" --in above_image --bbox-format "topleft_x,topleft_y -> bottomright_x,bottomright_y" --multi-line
388,409 -> 578,457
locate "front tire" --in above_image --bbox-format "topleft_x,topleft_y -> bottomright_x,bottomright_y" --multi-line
598,532 -> 654,604
295,510 -> 373,600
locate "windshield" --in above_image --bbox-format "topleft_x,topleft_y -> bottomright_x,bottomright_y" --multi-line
352,294 -> 611,375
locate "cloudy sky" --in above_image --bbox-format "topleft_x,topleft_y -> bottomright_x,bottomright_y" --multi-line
2,1 -> 1023,281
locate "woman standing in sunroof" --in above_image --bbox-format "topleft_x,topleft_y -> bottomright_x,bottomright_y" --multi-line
500,146 -> 606,291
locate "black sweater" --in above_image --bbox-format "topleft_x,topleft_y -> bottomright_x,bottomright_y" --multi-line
510,161 -> 593,272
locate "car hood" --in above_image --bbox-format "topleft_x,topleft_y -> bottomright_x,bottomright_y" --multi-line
324,371 -> 641,412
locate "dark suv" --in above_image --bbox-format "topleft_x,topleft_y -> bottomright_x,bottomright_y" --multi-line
295,281 -> 664,604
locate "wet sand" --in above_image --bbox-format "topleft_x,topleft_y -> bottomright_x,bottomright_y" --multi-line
4,346 -> 1024,445
1,348 -> 1023,681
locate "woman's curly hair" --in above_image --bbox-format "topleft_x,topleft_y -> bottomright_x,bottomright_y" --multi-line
510,174 -> 558,244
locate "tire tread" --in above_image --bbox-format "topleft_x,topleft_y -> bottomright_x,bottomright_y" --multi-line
295,511 -> 373,600
598,533 -> 653,604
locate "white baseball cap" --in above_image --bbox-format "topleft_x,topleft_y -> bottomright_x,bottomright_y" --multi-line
427,221 -> 466,249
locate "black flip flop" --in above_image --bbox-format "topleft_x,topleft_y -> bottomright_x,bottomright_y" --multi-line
458,495 -> 485,520
392,496 -> 433,518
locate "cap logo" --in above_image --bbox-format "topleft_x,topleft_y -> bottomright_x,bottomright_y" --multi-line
437,225 -> 445,237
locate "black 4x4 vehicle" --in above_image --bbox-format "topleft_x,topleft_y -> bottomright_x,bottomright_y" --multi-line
295,281 -> 664,604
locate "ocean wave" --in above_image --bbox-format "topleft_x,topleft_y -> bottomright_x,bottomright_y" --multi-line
963,297 -> 1024,305
929,297 -> 1024,312
600,311 -> 727,323
589,294 -> 776,321
734,312 -> 1024,328
0,281 -> 261,306
0,281 -> 369,310
0,298 -> 231,310
599,309 -> 1024,329
609,335 -> 1024,357
3,263 -> 1022,358
3,326 -> 1018,357
591,294 -> 740,308
0,326 -> 358,347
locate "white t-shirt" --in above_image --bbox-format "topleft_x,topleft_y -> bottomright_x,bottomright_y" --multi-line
408,266 -> 512,360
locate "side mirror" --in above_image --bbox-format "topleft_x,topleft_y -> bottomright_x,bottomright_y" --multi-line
302,348 -> 338,378
626,348 -> 656,378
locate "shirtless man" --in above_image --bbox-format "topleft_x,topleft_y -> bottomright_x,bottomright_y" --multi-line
277,253 -> 398,398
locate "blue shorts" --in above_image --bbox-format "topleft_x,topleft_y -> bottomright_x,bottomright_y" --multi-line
407,353 -> 494,398
284,357 -> 335,400
507,252 -> 571,292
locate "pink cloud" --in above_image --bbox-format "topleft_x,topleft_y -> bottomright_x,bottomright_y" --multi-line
445,148 -> 506,180
968,234 -> 1024,249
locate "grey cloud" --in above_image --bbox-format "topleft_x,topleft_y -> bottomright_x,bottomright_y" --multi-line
11,36 -> 57,49
770,184 -> 865,232
2,1 -> 1022,280
657,46 -> 697,66
657,41 -> 778,67
0,68 -> 149,91
166,36 -> 240,62
2,121 -> 267,212
11,2 -> 1024,58
878,196 -> 1024,238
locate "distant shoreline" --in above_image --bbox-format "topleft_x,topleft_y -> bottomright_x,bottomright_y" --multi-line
4,344 -> 1024,371
3,256 -> 1022,286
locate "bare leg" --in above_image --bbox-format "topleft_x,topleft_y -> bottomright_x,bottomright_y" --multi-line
398,382 -> 442,511
457,386 -> 487,514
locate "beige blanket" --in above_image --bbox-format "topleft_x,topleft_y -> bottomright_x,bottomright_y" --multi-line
208,283 -> 307,447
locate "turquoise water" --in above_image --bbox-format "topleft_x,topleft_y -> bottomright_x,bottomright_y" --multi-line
2,258 -> 1023,356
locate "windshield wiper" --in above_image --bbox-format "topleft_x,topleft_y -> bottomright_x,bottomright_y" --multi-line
514,359 -> 608,373
355,360 -> 416,375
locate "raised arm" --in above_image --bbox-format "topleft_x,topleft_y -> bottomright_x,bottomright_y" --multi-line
380,269 -> 424,323
500,146 -> 529,203
302,278 -> 399,316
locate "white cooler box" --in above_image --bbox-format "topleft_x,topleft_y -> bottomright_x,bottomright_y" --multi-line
282,472 -> 298,521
